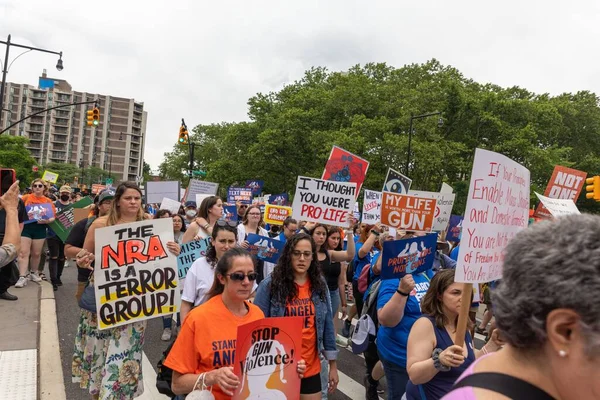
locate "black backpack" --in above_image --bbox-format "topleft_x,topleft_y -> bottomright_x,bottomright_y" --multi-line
156,341 -> 176,398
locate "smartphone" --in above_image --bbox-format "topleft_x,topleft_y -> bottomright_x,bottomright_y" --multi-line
0,168 -> 15,195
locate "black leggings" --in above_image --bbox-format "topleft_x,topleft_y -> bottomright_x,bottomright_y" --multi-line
47,237 -> 65,284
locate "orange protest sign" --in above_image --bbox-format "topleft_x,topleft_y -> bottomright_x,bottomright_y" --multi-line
91,184 -> 107,194
264,205 -> 292,225
380,192 -> 436,231
534,166 -> 587,219
233,317 -> 303,400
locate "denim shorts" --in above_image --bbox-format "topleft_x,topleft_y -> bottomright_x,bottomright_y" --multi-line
329,288 -> 341,317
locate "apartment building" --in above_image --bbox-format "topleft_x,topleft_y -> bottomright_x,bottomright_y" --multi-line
0,70 -> 147,183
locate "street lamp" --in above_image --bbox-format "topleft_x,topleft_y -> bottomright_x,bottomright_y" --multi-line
0,34 -> 64,130
406,111 -> 443,175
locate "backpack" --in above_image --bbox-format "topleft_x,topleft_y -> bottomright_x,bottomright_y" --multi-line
357,263 -> 371,294
351,278 -> 382,354
156,341 -> 177,397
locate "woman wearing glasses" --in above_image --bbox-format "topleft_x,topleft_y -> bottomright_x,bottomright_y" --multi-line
254,233 -> 338,399
238,205 -> 273,283
182,196 -> 224,243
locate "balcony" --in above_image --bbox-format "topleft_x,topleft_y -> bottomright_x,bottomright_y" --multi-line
54,118 -> 69,126
54,127 -> 69,135
28,133 -> 43,141
53,136 -> 67,143
27,142 -> 42,149
27,126 -> 44,133
30,117 -> 44,124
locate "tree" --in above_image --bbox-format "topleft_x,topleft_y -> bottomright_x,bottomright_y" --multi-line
0,135 -> 37,187
142,161 -> 152,183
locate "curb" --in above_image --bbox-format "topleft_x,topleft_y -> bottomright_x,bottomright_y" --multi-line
39,281 -> 66,400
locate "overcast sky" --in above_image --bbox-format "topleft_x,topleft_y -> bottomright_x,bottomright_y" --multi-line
2,1 -> 599,169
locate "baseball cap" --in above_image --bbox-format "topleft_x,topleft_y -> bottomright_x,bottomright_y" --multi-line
184,201 -> 196,208
98,190 -> 115,204
59,185 -> 73,193
351,314 -> 376,354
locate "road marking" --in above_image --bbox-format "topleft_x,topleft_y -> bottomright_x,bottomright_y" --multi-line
137,351 -> 170,399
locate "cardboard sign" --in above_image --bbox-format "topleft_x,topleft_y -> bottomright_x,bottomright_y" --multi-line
233,317 -> 303,400
91,184 -> 107,195
228,187 -> 253,204
264,205 -> 292,225
24,203 -> 55,224
268,193 -> 289,206
408,190 -> 456,232
455,148 -> 530,284
362,190 -> 382,223
186,179 -> 219,201
177,238 -> 211,280
223,205 -> 238,222
159,197 -> 182,215
322,146 -> 369,195
446,215 -> 464,242
291,176 -> 356,228
94,219 -> 180,329
535,192 -> 580,217
380,192 -> 436,231
381,233 -> 437,279
41,170 -> 59,184
382,168 -> 412,194
246,180 -> 264,196
246,234 -> 285,264
47,197 -> 94,241
534,166 -> 587,218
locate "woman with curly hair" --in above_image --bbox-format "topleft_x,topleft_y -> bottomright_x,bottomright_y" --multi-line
254,233 -> 338,399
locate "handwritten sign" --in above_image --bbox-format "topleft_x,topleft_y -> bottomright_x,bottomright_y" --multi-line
322,146 -> 369,195
159,197 -> 182,215
534,166 -> 586,219
455,148 -> 530,284
228,187 -> 253,204
177,238 -> 210,280
186,179 -> 219,201
408,190 -> 456,232
41,170 -> 59,184
380,192 -> 436,231
291,176 -> 356,228
362,190 -> 381,223
381,233 -> 437,279
246,234 -> 285,264
382,168 -> 412,194
233,317 -> 303,400
264,205 -> 292,225
94,219 -> 180,329
535,192 -> 580,217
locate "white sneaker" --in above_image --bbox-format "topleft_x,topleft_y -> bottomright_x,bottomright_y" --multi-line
161,328 -> 172,341
15,276 -> 28,288
29,272 -> 42,282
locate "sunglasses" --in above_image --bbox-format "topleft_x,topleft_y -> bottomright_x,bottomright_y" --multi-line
216,220 -> 237,228
227,272 -> 258,282
33,184 -> 45,188
239,205 -> 248,208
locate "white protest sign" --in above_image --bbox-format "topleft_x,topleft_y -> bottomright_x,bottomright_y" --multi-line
441,182 -> 453,193
146,181 -> 181,204
291,176 -> 356,227
186,179 -> 219,201
456,148 -> 530,283
362,190 -> 382,223
195,194 -> 213,207
408,190 -> 456,232
94,219 -> 180,330
535,192 -> 580,217
159,197 -> 182,215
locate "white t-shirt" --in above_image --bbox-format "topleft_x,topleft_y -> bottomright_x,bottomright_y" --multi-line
237,224 -> 275,278
181,257 -> 215,306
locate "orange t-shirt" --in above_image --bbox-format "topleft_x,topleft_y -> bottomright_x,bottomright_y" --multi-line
165,294 -> 264,399
284,281 -> 320,378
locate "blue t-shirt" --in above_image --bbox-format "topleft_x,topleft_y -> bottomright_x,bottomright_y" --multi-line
352,243 -> 379,282
450,245 -> 460,262
376,269 -> 434,368
277,231 -> 287,244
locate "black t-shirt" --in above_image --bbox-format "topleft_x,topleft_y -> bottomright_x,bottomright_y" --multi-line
65,217 -> 92,282
319,250 -> 341,291
0,199 -> 27,242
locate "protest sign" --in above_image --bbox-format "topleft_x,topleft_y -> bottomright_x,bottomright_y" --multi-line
223,205 -> 238,222
195,194 -> 213,208
381,233 -> 437,279
186,179 -> 219,201
264,204 -> 292,225
246,234 -> 285,264
380,192 -> 436,231
41,170 -> 59,184
322,146 -> 369,195
73,208 -> 90,224
408,190 -> 456,232
382,168 -> 412,194
233,317 -> 303,400
446,215 -> 464,242
362,190 -> 382,223
24,203 -> 54,224
91,184 -> 106,195
291,176 -> 356,228
47,197 -> 94,241
159,197 -> 182,215
146,181 -> 181,204
441,182 -> 453,193
93,219 -> 180,330
455,148 -> 530,284
177,238 -> 211,280
268,193 -> 289,206
535,192 -> 580,217
534,166 -> 587,218
228,187 -> 253,204
246,180 -> 264,196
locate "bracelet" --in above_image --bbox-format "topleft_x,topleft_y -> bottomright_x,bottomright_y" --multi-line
396,289 -> 410,297
432,348 -> 451,372
481,345 -> 488,355
203,223 -> 210,230
371,231 -> 380,237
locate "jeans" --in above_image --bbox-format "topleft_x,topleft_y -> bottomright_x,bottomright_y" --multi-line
329,288 -> 340,318
162,313 -> 181,329
379,351 -> 409,400
320,354 -> 328,399
47,237 -> 65,284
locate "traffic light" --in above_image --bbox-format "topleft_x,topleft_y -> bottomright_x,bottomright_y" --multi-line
92,107 -> 100,126
178,126 -> 188,144
586,176 -> 600,201
86,109 -> 94,126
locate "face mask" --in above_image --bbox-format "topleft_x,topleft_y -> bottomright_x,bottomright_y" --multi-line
186,210 -> 197,218
60,194 -> 70,202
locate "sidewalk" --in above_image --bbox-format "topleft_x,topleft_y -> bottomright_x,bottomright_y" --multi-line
0,280 -> 65,400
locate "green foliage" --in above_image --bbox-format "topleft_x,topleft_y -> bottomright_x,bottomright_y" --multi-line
158,59 -> 600,213
0,135 -> 37,187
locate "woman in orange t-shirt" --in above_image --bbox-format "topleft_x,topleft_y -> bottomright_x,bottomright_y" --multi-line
254,233 -> 339,399
166,247 -> 307,398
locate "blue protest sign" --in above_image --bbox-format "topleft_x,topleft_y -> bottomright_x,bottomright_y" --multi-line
381,233 -> 437,279
228,186 -> 252,204
245,180 -> 264,196
223,205 -> 238,222
25,203 -> 55,224
268,193 -> 289,206
246,233 -> 285,264
446,215 -> 464,242
177,238 -> 210,280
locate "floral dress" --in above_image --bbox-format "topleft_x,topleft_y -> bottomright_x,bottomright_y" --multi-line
72,293 -> 147,399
